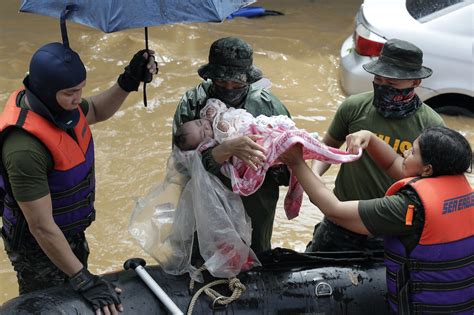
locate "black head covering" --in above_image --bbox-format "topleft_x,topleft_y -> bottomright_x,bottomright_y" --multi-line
24,42 -> 86,129
198,37 -> 262,84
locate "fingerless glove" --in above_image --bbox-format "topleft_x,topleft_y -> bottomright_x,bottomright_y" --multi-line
117,49 -> 157,92
70,267 -> 121,310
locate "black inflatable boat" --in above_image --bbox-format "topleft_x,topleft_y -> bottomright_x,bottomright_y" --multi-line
0,248 -> 390,314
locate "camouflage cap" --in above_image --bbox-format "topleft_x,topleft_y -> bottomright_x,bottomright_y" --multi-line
198,37 -> 263,84
363,38 -> 432,80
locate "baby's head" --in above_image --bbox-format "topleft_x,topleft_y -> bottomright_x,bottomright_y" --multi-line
417,126 -> 472,177
174,119 -> 214,151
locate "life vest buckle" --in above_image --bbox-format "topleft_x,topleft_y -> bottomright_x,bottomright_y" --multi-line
1,228 -> 12,251
409,260 -> 420,271
86,210 -> 96,225
86,191 -> 95,204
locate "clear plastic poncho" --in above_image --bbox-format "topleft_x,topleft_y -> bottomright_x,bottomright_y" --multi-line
129,147 -> 260,281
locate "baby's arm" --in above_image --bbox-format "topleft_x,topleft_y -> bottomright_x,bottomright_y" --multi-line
213,113 -> 234,143
200,98 -> 228,121
217,120 -> 230,132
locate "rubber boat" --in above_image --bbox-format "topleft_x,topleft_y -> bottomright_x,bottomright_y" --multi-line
0,248 -> 391,314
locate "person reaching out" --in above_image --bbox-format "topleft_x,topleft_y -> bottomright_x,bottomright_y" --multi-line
280,126 -> 473,314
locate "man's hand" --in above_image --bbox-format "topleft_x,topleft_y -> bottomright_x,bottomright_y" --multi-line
117,49 -> 158,92
213,135 -> 266,170
70,267 -> 123,315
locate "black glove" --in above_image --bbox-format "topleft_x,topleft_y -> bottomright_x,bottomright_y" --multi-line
117,49 -> 158,92
69,267 -> 121,311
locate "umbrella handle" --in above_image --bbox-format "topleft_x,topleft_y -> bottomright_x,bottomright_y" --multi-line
142,27 -> 153,107
60,5 -> 78,49
124,258 -> 184,315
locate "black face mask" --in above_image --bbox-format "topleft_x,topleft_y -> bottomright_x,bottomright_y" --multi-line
211,83 -> 249,107
372,82 -> 422,119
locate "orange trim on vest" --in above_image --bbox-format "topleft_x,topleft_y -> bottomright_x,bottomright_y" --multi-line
405,204 -> 414,226
0,89 -> 92,171
386,175 -> 473,245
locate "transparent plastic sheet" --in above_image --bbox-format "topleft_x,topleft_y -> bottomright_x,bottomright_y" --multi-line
129,148 -> 261,281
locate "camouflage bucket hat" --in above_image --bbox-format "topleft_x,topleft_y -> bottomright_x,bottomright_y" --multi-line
363,38 -> 432,80
198,37 -> 263,84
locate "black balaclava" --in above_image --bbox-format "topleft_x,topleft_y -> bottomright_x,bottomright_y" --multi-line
211,83 -> 249,108
24,42 -> 86,129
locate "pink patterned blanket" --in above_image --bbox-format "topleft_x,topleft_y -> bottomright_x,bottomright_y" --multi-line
219,123 -> 361,219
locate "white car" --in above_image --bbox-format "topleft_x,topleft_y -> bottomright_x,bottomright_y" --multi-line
339,0 -> 473,117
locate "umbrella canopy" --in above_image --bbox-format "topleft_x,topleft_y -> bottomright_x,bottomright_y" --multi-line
19,0 -> 256,33
20,0 -> 256,107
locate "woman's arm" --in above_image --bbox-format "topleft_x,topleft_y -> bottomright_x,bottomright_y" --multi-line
311,133 -> 345,176
346,130 -> 405,180
280,145 -> 370,235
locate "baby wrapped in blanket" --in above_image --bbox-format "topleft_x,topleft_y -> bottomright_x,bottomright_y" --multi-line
174,98 -> 361,219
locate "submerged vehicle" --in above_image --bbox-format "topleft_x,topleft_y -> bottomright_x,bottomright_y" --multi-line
0,248 -> 390,314
340,0 -> 473,117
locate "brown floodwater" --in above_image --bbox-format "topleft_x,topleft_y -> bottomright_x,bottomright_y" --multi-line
0,0 -> 472,303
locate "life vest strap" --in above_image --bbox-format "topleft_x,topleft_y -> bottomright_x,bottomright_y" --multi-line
50,168 -> 94,199
396,263 -> 411,315
411,276 -> 474,292
386,250 -> 474,270
413,299 -> 474,314
51,191 -> 95,216
59,210 -> 95,232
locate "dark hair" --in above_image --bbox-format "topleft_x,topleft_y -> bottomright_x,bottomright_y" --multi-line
418,126 -> 472,176
174,123 -> 191,151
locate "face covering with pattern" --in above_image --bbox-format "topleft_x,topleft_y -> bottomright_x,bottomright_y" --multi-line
211,83 -> 249,107
372,82 -> 422,119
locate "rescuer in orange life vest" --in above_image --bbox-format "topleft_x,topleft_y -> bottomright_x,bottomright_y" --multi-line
0,41 -> 158,315
279,126 -> 473,314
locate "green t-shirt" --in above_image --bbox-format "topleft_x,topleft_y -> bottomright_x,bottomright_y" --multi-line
1,92 -> 89,202
329,91 -> 445,201
358,187 -> 424,251
173,81 -> 291,253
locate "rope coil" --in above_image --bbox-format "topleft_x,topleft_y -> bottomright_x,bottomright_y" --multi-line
187,267 -> 246,315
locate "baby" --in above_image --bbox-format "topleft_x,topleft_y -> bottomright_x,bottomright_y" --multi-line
173,98 -> 361,220
174,98 -> 295,151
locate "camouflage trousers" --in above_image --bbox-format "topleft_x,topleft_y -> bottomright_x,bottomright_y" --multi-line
305,217 -> 384,252
5,233 -> 89,295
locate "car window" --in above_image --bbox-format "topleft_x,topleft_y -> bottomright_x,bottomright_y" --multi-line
406,0 -> 468,20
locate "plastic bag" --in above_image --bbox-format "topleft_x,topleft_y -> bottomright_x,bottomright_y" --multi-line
129,148 -> 260,281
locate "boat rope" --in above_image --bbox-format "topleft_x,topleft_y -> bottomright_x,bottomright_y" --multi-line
187,267 -> 246,315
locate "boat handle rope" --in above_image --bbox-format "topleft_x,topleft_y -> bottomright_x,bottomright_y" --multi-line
187,266 -> 246,315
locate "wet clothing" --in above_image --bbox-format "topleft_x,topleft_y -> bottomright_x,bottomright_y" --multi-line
306,91 -> 444,252
359,187 -> 425,252
309,187 -> 424,252
1,91 -> 90,201
0,89 -> 94,293
6,233 -> 89,294
173,80 -> 291,253
383,176 -> 473,315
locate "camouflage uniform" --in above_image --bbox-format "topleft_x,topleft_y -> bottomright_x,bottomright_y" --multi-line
173,37 -> 292,254
5,233 -> 89,294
